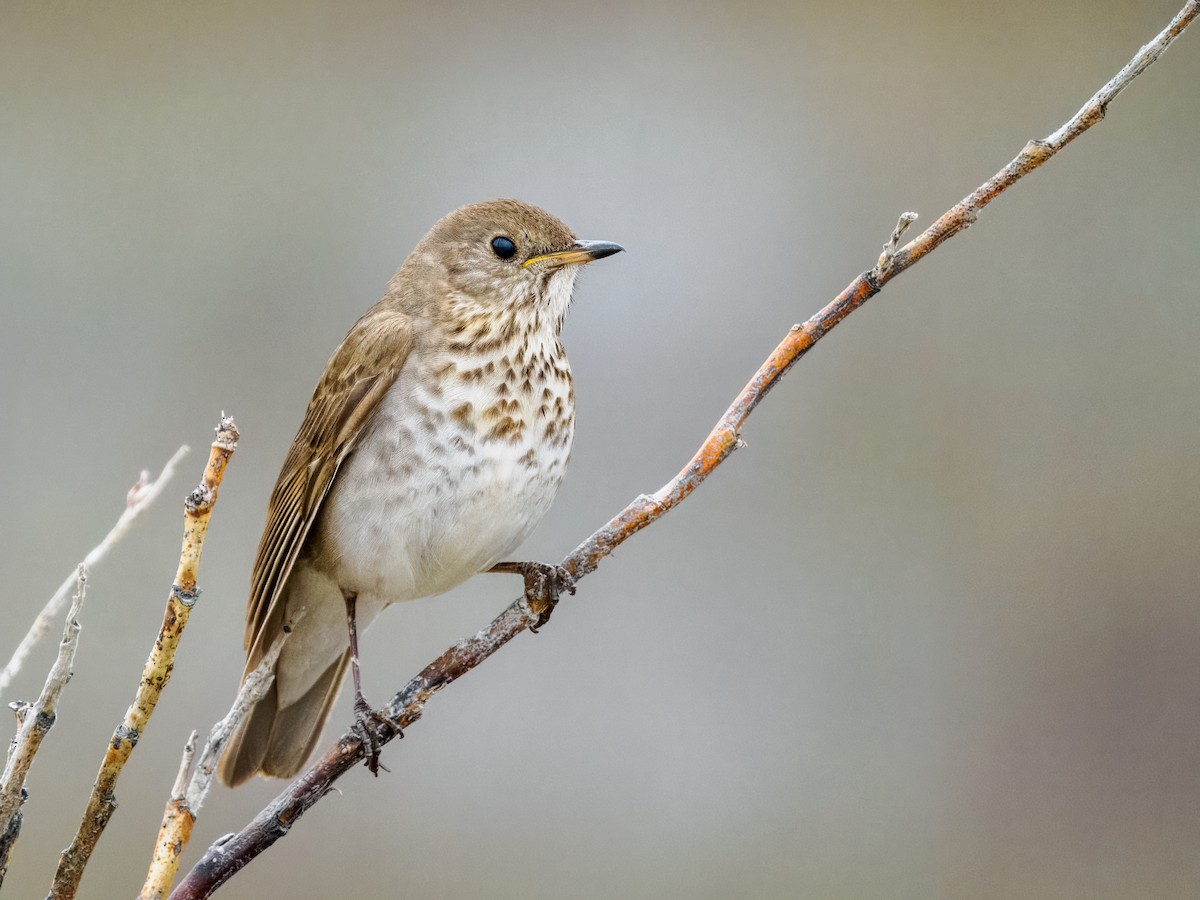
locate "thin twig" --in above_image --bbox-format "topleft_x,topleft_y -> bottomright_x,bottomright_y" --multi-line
48,417 -> 239,900
171,5 -> 1198,895
0,445 -> 189,699
139,616 -> 300,900
0,568 -> 89,886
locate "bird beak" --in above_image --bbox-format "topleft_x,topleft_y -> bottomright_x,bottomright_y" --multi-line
523,240 -> 624,269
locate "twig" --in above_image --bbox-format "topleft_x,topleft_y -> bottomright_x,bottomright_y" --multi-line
0,568 -> 89,886
0,445 -> 189,699
48,417 -> 239,900
136,734 -> 200,900
139,616 -> 300,900
171,5 -> 1198,896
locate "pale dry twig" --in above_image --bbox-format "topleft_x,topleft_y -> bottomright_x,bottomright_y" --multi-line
0,445 -> 189,699
0,569 -> 89,885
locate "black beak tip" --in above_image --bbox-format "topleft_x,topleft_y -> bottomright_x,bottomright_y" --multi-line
578,240 -> 625,261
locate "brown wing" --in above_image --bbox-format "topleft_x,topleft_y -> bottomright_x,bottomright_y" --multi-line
242,304 -> 414,674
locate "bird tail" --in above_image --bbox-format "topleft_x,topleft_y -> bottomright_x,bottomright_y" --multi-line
217,650 -> 349,787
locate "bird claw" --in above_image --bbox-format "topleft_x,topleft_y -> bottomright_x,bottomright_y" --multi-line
521,563 -> 575,632
352,696 -> 403,776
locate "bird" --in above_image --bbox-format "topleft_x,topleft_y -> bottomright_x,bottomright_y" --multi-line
217,199 -> 622,786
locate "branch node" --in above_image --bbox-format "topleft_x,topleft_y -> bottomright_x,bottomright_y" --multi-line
1019,139 -> 1054,166
635,492 -> 665,514
115,723 -> 140,748
213,413 -> 240,451
874,211 -> 919,278
172,584 -> 202,607
185,484 -> 215,515
8,701 -> 31,725
127,470 -> 153,508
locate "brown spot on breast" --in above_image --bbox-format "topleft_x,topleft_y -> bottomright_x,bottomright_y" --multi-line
482,398 -> 521,422
449,435 -> 476,456
485,416 -> 525,443
450,402 -> 474,428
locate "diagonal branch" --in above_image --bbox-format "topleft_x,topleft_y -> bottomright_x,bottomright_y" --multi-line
170,3 -> 1198,896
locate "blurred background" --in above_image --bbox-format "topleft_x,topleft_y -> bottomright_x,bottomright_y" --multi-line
2,1 -> 1198,897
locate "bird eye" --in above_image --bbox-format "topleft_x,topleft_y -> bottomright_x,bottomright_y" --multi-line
490,236 -> 517,260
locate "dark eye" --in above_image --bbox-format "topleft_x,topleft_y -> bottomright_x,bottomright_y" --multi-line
490,236 -> 517,260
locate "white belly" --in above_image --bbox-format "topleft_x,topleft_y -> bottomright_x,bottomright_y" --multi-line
310,349 -> 574,609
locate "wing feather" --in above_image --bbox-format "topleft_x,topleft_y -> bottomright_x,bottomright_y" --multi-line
242,305 -> 414,674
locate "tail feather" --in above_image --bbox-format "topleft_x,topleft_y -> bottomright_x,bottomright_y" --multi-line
218,650 -> 349,787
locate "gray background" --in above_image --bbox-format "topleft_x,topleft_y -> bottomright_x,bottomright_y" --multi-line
3,1 -> 1198,897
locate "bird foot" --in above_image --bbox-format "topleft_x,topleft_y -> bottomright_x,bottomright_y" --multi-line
517,562 -> 576,632
351,695 -> 403,776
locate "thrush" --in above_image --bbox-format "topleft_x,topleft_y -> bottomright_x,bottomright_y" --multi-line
218,199 -> 622,786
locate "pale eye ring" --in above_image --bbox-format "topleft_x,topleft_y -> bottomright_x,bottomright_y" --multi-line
491,236 -> 517,260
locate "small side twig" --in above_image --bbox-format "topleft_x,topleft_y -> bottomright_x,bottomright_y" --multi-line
172,5 -> 1199,895
48,417 -> 239,900
0,568 -> 89,886
139,616 -> 300,900
874,212 -> 918,278
0,445 -> 189,699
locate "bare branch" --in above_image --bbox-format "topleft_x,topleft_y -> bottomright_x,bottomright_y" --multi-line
875,212 -> 918,278
47,418 -> 239,900
139,617 -> 300,900
0,445 -> 189,699
887,0 -> 1200,275
172,5 -> 1199,895
0,568 -> 88,886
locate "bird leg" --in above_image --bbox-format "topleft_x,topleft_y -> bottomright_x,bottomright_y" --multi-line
343,591 -> 403,776
488,561 -> 576,631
